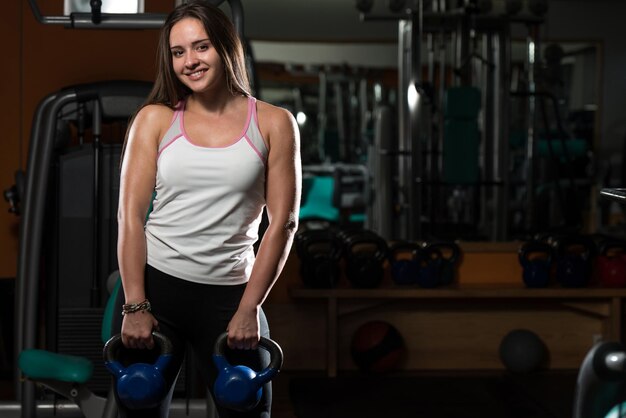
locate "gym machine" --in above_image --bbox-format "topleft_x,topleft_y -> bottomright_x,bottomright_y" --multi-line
573,341 -> 626,418
360,0 -> 548,242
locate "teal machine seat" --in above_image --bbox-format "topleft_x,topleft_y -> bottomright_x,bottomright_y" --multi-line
537,137 -> 588,159
299,175 -> 340,222
19,350 -> 94,384
19,277 -> 120,384
299,164 -> 369,226
16,276 -> 122,417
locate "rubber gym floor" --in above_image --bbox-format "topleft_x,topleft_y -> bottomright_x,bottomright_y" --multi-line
0,369 -> 577,417
283,370 -> 578,418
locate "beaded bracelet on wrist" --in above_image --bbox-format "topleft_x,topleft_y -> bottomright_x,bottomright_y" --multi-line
121,299 -> 151,316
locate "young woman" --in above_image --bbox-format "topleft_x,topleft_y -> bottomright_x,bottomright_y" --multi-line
114,1 -> 301,416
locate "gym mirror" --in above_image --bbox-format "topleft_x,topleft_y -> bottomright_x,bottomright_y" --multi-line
252,36 -> 601,241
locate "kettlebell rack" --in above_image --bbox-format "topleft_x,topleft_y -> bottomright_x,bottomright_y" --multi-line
290,285 -> 626,377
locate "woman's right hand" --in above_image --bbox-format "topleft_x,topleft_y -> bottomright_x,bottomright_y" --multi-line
121,311 -> 159,350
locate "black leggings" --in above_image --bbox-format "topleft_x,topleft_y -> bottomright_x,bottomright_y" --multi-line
111,264 -> 271,418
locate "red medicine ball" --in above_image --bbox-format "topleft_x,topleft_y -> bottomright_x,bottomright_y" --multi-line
350,320 -> 406,373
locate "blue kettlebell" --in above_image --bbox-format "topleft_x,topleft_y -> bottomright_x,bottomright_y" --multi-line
426,241 -> 461,286
213,332 -> 284,412
103,331 -> 173,410
417,244 -> 443,288
553,235 -> 595,288
389,241 -> 421,285
519,240 -> 553,288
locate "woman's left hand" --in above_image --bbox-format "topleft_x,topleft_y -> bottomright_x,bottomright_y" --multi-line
226,304 -> 260,350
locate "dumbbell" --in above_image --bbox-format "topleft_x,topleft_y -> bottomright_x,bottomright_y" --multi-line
213,332 -> 283,412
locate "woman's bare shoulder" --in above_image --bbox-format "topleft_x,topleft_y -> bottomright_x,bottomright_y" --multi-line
135,103 -> 175,126
255,100 -> 297,139
255,99 -> 299,151
256,100 -> 294,123
130,103 -> 176,142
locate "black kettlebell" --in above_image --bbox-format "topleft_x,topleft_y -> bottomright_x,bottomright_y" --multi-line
518,240 -> 553,288
389,241 -> 421,285
553,235 -> 595,288
103,331 -> 173,410
343,230 -> 389,288
295,229 -> 343,288
213,332 -> 284,412
425,241 -> 461,286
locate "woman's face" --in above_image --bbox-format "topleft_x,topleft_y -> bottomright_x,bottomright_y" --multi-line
169,17 -> 225,94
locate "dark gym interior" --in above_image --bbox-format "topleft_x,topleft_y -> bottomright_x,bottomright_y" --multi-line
2,0 -> 626,417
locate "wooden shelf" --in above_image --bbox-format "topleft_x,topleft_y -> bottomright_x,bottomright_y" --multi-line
289,284 -> 626,377
290,284 -> 626,299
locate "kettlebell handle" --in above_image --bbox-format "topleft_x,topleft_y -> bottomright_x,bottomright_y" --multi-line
388,241 -> 421,261
298,230 -> 343,261
599,239 -> 626,257
424,241 -> 461,263
214,332 -> 284,382
519,240 -> 553,264
104,331 -> 173,364
552,235 -> 595,259
345,232 -> 389,262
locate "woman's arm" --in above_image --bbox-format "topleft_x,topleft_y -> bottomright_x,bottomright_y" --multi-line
117,104 -> 169,349
227,103 -> 302,349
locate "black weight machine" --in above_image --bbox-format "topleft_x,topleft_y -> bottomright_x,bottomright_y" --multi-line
360,0 -> 519,242
359,0 -> 587,242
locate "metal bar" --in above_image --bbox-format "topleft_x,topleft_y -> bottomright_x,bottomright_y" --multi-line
19,90 -> 78,417
361,10 -> 541,29
28,0 -> 245,33
496,27 -> 511,241
409,5 -> 423,240
70,13 -> 166,29
397,19 -> 409,239
317,71 -> 328,162
0,399 -> 212,418
226,0 -> 244,40
14,92 -> 58,400
525,29 -> 538,233
91,99 -> 102,307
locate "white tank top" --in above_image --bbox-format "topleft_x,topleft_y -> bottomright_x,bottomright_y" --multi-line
145,96 -> 268,285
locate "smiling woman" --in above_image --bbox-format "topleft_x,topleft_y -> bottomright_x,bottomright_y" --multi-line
114,1 -> 301,417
